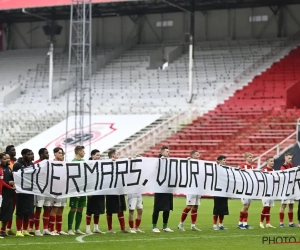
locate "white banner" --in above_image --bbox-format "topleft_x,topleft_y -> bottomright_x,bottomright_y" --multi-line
13,158 -> 300,200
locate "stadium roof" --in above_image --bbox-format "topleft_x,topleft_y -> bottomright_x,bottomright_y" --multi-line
0,0 -> 130,11
1,0 -> 300,23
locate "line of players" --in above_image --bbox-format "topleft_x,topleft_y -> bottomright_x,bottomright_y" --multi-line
0,145 -> 299,238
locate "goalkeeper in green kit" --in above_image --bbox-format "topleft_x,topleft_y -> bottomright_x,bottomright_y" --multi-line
67,146 -> 86,235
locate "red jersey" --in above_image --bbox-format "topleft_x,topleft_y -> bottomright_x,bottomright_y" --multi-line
0,167 -> 12,195
280,163 -> 294,170
33,159 -> 42,164
240,163 -> 253,169
261,166 -> 274,172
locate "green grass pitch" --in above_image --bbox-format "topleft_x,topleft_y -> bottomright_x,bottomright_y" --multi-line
2,197 -> 300,250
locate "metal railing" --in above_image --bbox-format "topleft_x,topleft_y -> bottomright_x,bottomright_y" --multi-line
254,118 -> 300,168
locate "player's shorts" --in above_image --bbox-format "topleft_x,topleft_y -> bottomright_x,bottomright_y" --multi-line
281,199 -> 294,205
34,195 -> 52,207
186,195 -> 201,206
52,198 -> 67,207
86,195 -> 105,215
0,192 -> 13,221
16,193 -> 34,216
106,195 -> 127,213
154,193 -> 173,212
127,197 -> 143,210
213,197 -> 229,216
127,193 -> 142,199
262,199 -> 274,207
0,195 -> 2,207
69,196 -> 86,208
241,198 -> 252,204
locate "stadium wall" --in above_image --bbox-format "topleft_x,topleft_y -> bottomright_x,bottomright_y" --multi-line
5,4 -> 300,49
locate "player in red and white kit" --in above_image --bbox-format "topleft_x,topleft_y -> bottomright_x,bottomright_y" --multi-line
238,152 -> 253,229
31,148 -> 55,236
127,155 -> 144,233
178,150 -> 201,232
259,157 -> 276,229
279,153 -> 295,228
49,147 -> 68,235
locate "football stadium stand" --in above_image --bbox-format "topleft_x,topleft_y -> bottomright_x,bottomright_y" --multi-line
0,38 -> 299,153
144,46 -> 300,167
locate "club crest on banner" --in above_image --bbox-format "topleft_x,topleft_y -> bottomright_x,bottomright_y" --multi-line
45,123 -> 116,154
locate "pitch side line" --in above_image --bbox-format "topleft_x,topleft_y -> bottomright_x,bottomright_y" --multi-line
0,233 -> 286,246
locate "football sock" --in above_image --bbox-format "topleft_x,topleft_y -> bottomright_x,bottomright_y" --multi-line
29,215 -> 34,230
6,220 -> 12,230
43,210 -> 50,230
106,213 -> 113,230
135,219 -> 141,229
163,223 -> 168,229
219,215 -> 224,224
191,209 -> 198,225
68,211 -> 75,230
16,220 -> 22,231
260,207 -> 266,223
94,224 -> 99,231
288,212 -> 293,223
86,215 -> 92,226
266,213 -> 271,224
118,212 -> 125,230
279,212 -> 284,223
75,211 -> 83,230
86,225 -> 91,232
152,224 -> 157,229
34,211 -> 41,230
129,220 -> 134,228
239,211 -> 244,224
213,215 -> 218,225
94,215 -> 99,225
162,211 -> 170,224
23,220 -> 29,231
49,215 -> 55,232
56,215 -> 62,232
152,210 -> 159,226
242,213 -> 248,226
180,207 -> 190,223
265,207 -> 271,224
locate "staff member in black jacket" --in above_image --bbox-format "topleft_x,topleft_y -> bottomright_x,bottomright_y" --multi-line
0,153 -> 15,236
13,148 -> 34,237
152,146 -> 174,233
212,155 -> 229,230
